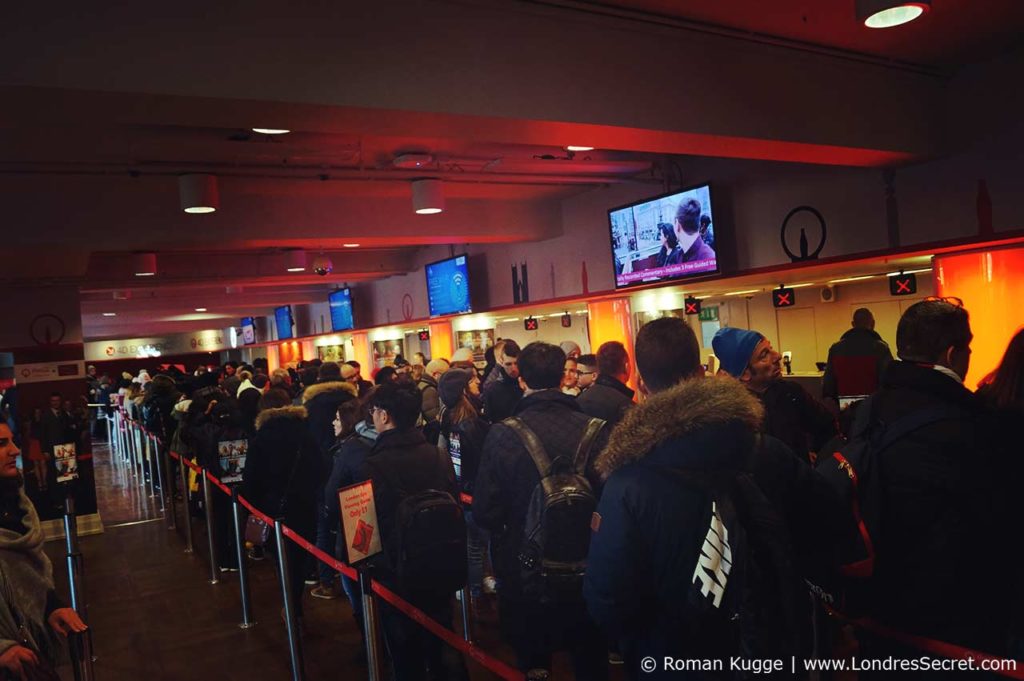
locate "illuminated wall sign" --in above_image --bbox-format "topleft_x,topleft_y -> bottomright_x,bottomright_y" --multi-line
889,273 -> 918,296
684,297 -> 702,316
772,287 -> 796,308
84,329 -> 231,361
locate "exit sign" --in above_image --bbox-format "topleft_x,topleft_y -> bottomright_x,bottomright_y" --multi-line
889,273 -> 917,296
698,305 -> 718,322
772,287 -> 796,308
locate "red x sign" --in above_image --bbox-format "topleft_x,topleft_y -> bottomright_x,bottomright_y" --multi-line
772,288 -> 796,308
684,297 -> 701,315
889,273 -> 918,296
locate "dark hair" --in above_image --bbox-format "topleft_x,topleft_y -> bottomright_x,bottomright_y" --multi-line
318,362 -> 342,382
659,223 -> 678,250
252,374 -> 269,390
337,398 -> 368,437
518,342 -> 565,390
501,339 -> 521,358
852,307 -> 874,329
675,198 -> 701,235
300,367 -> 318,388
596,341 -> 629,377
635,317 -> 702,392
369,383 -> 421,430
576,353 -> 597,368
50,392 -> 62,399
896,300 -> 972,364
224,361 -> 239,369
374,366 -> 397,385
985,328 -> 1024,411
700,214 -> 711,228
259,388 -> 293,411
346,360 -> 361,370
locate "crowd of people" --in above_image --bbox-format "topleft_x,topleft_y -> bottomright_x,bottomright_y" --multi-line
65,298 -> 1024,679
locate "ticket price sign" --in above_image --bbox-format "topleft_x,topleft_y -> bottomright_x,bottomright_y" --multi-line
338,481 -> 383,563
53,443 -> 78,483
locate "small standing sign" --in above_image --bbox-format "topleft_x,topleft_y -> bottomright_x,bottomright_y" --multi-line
53,443 -> 78,483
338,481 -> 383,563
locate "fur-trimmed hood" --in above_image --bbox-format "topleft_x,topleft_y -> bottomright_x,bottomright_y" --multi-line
255,405 -> 307,431
594,375 -> 763,480
301,381 -> 358,404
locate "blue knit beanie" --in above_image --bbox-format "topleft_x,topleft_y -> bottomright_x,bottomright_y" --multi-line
712,327 -> 764,378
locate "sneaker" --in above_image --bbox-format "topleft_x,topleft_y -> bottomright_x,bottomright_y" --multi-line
219,566 -> 239,573
310,584 -> 342,600
608,653 -> 624,665
482,576 -> 498,594
304,576 -> 319,586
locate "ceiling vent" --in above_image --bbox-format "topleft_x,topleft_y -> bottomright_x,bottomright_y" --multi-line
393,153 -> 435,169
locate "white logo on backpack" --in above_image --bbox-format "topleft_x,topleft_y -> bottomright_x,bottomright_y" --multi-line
692,502 -> 732,608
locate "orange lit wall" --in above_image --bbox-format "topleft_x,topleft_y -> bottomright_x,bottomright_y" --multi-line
266,344 -> 279,373
278,341 -> 303,368
351,332 -> 372,374
429,321 -> 455,361
587,298 -> 637,391
935,247 -> 1024,389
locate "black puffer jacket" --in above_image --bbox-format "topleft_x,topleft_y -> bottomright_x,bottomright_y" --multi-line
758,379 -> 837,465
241,406 -> 323,539
473,390 -> 608,594
865,361 -> 1015,654
302,381 -> 359,463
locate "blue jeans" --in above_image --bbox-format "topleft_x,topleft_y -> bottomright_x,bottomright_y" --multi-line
315,501 -> 339,585
464,510 -> 489,598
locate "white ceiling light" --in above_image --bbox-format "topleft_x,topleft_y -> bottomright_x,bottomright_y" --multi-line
286,249 -> 307,272
566,145 -> 594,152
225,285 -> 243,294
856,0 -> 930,28
102,312 -> 117,317
195,307 -> 208,312
132,252 -> 157,277
343,243 -> 361,248
178,174 -> 220,214
412,179 -> 444,215
252,127 -> 290,135
828,275 -> 876,283
724,289 -> 760,296
885,267 -> 932,277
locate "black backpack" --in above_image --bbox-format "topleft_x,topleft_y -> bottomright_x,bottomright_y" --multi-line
816,396 -> 963,596
504,416 -> 605,603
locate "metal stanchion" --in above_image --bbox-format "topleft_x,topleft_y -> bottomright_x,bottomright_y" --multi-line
144,432 -> 156,499
164,448 -> 177,531
458,587 -> 472,643
179,458 -> 194,554
360,570 -> 385,681
231,489 -> 256,629
63,492 -> 95,681
201,471 -> 220,584
151,435 -> 166,512
103,413 -> 112,455
274,519 -> 305,681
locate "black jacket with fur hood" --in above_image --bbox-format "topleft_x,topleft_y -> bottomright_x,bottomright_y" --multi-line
583,377 -> 841,675
302,381 -> 359,463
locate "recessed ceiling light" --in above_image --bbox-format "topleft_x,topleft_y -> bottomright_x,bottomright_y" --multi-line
195,308 -> 208,312
856,0 -> 930,29
829,275 -> 876,283
102,312 -> 116,317
724,289 -> 760,296
566,145 -> 594,152
285,249 -> 307,272
412,179 -> 444,215
178,174 -> 219,214
252,128 -> 290,135
885,267 -> 932,276
343,243 -> 361,248
132,252 -> 157,276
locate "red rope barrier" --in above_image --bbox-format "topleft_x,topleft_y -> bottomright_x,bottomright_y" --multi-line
181,457 -> 202,473
460,492 -> 473,505
824,604 -> 1024,679
371,581 -> 524,681
280,525 -> 358,580
204,470 -> 231,496
236,494 -> 274,526
168,450 -> 181,461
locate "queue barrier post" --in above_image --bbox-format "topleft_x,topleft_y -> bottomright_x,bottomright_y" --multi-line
103,413 -> 112,458
274,519 -> 305,681
144,432 -> 157,500
178,456 -> 194,554
359,569 -> 386,681
151,435 -> 166,512
458,588 -> 472,644
164,447 -> 177,531
68,629 -> 96,681
231,488 -> 256,629
201,470 -> 220,584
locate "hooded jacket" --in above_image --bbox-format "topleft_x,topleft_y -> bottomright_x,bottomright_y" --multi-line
302,381 -> 358,462
584,377 -> 838,674
241,406 -> 323,538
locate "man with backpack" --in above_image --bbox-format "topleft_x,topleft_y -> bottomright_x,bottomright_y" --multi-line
584,317 -> 841,679
474,341 -> 609,680
359,382 -> 468,681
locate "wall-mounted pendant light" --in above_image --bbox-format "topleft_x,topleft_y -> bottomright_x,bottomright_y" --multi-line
133,252 -> 157,277
311,253 -> 333,276
412,179 -> 444,214
178,174 -> 220,213
856,0 -> 930,28
286,249 -> 307,272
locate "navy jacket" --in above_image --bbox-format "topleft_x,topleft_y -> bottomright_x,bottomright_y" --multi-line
576,374 -> 634,429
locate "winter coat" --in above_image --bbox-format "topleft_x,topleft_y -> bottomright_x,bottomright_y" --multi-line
576,374 -> 634,429
473,390 -> 608,596
583,377 -> 830,676
758,379 -> 837,465
0,484 -> 64,667
302,381 -> 359,464
481,369 -> 523,423
356,428 -> 457,574
417,375 -> 441,422
863,361 -> 1015,653
142,389 -> 181,442
821,327 -> 893,400
439,410 -> 489,495
241,406 -> 323,540
236,387 -> 261,436
323,423 -> 377,530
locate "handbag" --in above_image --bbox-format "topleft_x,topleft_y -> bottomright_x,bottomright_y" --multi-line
243,445 -> 303,547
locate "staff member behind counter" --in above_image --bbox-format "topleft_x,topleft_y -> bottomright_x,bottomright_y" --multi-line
0,423 -> 88,680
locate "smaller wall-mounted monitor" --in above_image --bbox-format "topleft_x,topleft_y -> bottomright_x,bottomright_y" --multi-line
609,183 -> 719,289
240,317 -> 256,345
275,305 -> 294,340
329,288 -> 355,332
426,254 -> 472,317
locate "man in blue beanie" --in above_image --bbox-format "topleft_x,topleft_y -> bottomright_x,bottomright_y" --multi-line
713,327 -> 837,465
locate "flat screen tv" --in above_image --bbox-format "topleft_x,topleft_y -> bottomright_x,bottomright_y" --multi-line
328,288 -> 354,332
240,317 -> 256,345
275,305 -> 294,340
425,254 -> 472,317
609,183 -> 719,289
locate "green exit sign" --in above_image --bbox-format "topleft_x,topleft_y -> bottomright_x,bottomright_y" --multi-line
698,306 -> 719,322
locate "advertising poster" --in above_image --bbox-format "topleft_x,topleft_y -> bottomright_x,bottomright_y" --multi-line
338,481 -> 383,563
217,439 -> 248,484
317,345 -> 345,363
53,442 -> 78,483
372,339 -> 404,369
456,329 -> 495,363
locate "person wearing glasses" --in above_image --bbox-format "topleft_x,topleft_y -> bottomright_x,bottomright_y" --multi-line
575,354 -> 598,393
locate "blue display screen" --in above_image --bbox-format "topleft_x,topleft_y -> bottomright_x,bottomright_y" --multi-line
275,306 -> 293,340
426,255 -> 471,316
328,288 -> 354,332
